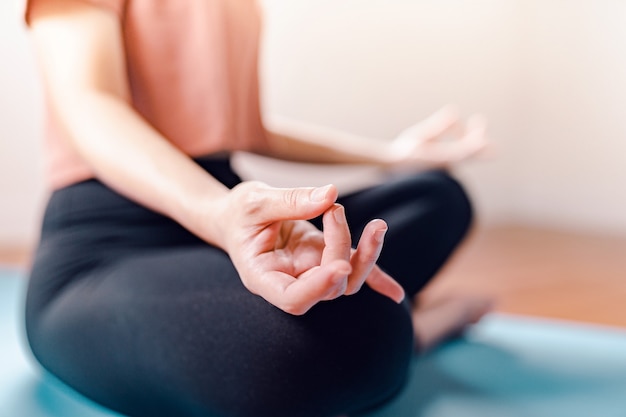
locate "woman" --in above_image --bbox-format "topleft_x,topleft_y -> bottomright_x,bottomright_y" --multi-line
24,0 -> 491,416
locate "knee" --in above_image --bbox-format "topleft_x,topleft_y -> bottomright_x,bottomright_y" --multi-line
187,293 -> 414,417
308,294 -> 414,414
285,293 -> 414,416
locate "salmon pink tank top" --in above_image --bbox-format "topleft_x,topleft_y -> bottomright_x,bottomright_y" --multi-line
25,0 -> 267,189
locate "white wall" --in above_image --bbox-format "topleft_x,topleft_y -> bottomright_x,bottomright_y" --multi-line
251,0 -> 626,235
250,0 -> 526,224
513,1 -> 626,234
1,0 -> 626,246
0,0 -> 46,247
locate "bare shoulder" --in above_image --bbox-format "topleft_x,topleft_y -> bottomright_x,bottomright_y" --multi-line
27,0 -> 117,25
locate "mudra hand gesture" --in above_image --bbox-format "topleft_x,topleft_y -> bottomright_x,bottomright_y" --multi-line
387,106 -> 489,170
215,182 -> 405,315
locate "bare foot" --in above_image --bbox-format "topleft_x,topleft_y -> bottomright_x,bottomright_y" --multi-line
411,294 -> 494,352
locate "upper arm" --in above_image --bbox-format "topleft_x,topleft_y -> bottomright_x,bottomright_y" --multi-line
27,0 -> 130,107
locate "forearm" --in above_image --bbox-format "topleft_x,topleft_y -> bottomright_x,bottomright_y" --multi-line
55,91 -> 229,247
27,3 -> 232,247
262,116 -> 394,166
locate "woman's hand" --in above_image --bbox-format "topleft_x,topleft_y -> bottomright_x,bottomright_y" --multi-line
214,182 -> 405,315
387,106 -> 489,170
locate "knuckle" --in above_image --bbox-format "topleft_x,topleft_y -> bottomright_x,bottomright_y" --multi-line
326,277 -> 348,299
282,302 -> 307,316
239,185 -> 266,217
282,188 -> 301,211
345,282 -> 364,296
324,288 -> 341,301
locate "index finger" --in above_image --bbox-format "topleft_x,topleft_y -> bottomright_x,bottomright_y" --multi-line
258,260 -> 351,316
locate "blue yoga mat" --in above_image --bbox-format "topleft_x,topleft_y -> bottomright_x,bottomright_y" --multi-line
2,268 -> 626,417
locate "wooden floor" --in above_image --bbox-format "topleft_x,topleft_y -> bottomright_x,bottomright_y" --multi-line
0,247 -> 31,267
2,225 -> 626,328
424,225 -> 626,328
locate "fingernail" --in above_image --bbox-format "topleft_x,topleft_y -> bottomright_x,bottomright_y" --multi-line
374,228 -> 387,243
311,185 -> 331,202
333,205 -> 346,224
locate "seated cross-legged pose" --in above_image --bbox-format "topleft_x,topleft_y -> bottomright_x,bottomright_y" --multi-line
23,1 -> 492,416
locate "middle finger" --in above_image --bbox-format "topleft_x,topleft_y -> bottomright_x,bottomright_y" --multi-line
345,219 -> 387,296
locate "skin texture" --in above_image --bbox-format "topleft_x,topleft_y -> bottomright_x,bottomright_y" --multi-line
27,0 -> 488,316
213,182 -> 404,314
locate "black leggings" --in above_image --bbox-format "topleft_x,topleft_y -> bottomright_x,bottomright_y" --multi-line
25,158 -> 472,417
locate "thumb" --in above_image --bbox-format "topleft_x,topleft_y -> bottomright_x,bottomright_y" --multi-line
256,184 -> 338,222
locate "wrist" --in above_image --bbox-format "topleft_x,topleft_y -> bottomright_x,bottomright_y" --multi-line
173,181 -> 231,249
377,139 -> 404,167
